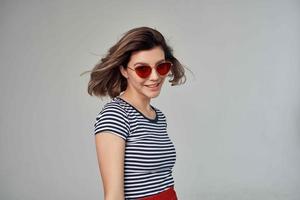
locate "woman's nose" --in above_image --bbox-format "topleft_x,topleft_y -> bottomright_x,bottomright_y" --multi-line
148,68 -> 160,80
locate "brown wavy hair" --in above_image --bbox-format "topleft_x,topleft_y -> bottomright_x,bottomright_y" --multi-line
81,26 -> 189,99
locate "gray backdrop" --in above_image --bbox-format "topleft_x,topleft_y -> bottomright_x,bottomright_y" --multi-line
1,0 -> 299,199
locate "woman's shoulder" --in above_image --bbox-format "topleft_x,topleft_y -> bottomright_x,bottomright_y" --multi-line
100,97 -> 128,114
95,97 -> 129,125
94,97 -> 130,139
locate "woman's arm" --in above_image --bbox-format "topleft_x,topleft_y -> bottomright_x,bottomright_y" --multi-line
95,132 -> 126,200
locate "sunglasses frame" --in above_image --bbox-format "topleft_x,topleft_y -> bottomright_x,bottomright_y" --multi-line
127,61 -> 173,78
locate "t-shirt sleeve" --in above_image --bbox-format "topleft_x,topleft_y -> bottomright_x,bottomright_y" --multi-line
94,103 -> 130,141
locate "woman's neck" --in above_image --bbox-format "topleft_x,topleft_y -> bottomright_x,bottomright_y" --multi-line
119,90 -> 152,112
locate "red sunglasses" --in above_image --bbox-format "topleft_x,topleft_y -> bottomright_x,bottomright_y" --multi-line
127,61 -> 173,78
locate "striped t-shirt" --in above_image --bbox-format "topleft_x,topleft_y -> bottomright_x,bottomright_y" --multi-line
94,96 -> 176,199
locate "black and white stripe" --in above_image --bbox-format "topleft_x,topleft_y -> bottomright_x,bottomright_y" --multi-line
94,96 -> 176,199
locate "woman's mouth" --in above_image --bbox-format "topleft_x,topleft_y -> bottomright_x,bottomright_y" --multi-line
146,83 -> 160,88
145,82 -> 160,90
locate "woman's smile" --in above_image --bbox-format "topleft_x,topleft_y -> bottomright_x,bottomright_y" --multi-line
145,82 -> 161,91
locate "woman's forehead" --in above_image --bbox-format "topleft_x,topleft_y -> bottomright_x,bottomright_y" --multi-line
129,46 -> 165,65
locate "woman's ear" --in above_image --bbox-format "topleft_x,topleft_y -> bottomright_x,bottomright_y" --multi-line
119,65 -> 128,79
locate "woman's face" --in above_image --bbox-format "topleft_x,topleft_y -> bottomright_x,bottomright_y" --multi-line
120,46 -> 168,100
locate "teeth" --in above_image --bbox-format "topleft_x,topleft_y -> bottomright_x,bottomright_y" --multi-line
147,83 -> 159,87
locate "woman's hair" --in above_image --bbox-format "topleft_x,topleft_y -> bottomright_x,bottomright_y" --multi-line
81,26 -> 188,99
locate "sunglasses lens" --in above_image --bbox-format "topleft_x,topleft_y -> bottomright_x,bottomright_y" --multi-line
157,62 -> 171,76
135,66 -> 152,78
134,62 -> 172,78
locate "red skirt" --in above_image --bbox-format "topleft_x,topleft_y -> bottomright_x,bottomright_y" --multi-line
138,186 -> 178,200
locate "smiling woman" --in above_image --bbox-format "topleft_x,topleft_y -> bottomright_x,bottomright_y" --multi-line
119,46 -> 170,100
82,27 -> 187,200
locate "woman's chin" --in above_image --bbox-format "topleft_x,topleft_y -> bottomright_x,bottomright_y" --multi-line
146,91 -> 161,99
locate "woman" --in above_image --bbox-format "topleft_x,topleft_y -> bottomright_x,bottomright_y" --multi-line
86,27 -> 186,200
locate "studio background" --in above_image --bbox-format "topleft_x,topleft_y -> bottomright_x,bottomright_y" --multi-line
1,0 -> 299,199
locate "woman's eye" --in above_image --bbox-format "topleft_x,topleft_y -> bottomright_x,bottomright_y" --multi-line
136,66 -> 149,71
